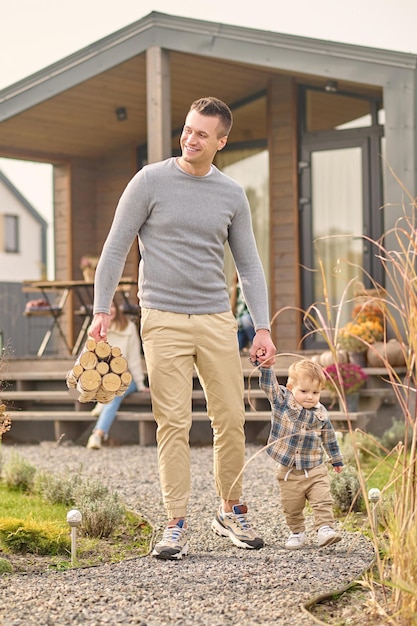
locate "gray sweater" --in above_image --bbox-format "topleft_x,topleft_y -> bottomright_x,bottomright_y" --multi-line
94,158 -> 270,331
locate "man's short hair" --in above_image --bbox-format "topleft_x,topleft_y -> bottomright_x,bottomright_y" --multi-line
287,359 -> 326,388
189,97 -> 233,137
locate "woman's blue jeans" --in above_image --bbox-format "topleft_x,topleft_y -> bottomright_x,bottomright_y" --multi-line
94,380 -> 137,436
238,313 -> 255,351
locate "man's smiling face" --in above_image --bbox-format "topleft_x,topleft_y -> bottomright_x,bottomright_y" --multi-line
178,109 -> 228,176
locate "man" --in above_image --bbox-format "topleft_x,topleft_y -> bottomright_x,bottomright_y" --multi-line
90,96 -> 276,560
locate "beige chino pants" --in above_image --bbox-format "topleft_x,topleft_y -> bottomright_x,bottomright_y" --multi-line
141,308 -> 246,520
276,463 -> 336,533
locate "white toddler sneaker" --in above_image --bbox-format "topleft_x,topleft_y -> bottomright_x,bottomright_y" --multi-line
317,525 -> 342,547
285,531 -> 306,550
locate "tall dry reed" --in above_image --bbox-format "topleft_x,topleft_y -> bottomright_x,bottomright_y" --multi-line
293,185 -> 417,623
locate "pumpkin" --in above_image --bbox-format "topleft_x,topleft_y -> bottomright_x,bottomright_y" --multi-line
319,349 -> 349,367
366,339 -> 406,367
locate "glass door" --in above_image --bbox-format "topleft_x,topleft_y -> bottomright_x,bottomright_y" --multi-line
298,87 -> 384,349
301,143 -> 367,340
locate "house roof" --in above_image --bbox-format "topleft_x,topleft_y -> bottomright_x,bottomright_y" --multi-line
0,170 -> 47,228
0,11 -> 415,163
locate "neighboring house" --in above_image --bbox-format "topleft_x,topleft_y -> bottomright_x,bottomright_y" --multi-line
0,170 -> 48,357
0,169 -> 47,282
0,12 -> 416,351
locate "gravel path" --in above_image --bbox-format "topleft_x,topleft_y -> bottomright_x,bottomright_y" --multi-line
0,443 -> 374,625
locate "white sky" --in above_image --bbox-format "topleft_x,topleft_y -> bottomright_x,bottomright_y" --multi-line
1,0 -> 417,226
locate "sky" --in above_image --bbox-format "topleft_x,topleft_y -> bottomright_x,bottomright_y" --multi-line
1,0 -> 417,233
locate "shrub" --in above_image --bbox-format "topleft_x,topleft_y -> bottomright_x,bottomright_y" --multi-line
72,477 -> 110,503
380,418 -> 413,451
0,557 -> 13,574
330,464 -> 363,513
76,491 -> 125,539
73,478 -> 125,538
0,518 -> 70,555
339,431 -> 382,465
2,452 -> 36,491
34,469 -> 82,505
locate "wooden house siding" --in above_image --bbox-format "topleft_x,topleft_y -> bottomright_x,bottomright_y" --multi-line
70,159 -> 97,279
268,76 -> 300,350
52,146 -> 139,347
96,146 -> 139,294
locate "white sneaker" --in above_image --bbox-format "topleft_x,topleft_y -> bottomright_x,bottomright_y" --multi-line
317,525 -> 342,547
285,531 -> 306,550
91,403 -> 103,417
87,432 -> 102,449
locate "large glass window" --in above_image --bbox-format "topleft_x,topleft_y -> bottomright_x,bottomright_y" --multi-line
217,149 -> 270,290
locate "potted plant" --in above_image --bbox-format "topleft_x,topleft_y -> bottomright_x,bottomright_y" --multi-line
323,362 -> 368,412
337,319 -> 384,365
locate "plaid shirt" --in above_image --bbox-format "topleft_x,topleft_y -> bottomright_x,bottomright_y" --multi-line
259,367 -> 343,470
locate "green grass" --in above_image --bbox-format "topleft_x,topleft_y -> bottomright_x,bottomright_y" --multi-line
0,483 -> 69,522
0,483 -> 153,571
362,457 -> 398,492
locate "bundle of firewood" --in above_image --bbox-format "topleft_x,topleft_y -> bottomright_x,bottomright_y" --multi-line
66,338 -> 132,403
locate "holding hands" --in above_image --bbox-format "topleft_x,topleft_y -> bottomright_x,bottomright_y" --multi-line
250,329 -> 276,368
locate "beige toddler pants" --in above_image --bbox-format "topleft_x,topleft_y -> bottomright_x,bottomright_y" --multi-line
276,463 -> 335,533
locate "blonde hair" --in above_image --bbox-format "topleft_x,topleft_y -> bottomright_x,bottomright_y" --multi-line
287,359 -> 326,388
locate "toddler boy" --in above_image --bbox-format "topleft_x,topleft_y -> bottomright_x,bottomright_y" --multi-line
258,358 -> 343,549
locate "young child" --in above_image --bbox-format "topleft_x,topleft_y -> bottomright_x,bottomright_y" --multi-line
258,358 -> 344,549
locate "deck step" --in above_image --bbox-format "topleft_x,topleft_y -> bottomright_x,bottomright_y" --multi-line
7,409 -> 369,423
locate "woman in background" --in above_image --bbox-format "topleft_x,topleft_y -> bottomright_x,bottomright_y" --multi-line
87,301 -> 148,449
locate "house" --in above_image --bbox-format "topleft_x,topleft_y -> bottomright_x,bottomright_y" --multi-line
0,169 -> 48,356
0,169 -> 47,282
0,11 -> 416,352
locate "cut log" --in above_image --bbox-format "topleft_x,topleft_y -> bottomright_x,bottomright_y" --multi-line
120,371 -> 132,387
79,351 -> 98,370
96,361 -> 110,376
85,337 -> 97,352
95,341 -> 111,360
102,372 -> 121,393
77,369 -> 102,392
110,356 -> 128,375
66,340 -> 130,403
66,370 -> 77,388
72,364 -> 84,378
95,389 -> 115,403
116,371 -> 132,396
78,390 -> 97,403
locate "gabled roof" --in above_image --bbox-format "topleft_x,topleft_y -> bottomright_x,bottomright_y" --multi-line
0,170 -> 47,228
0,11 -> 415,162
